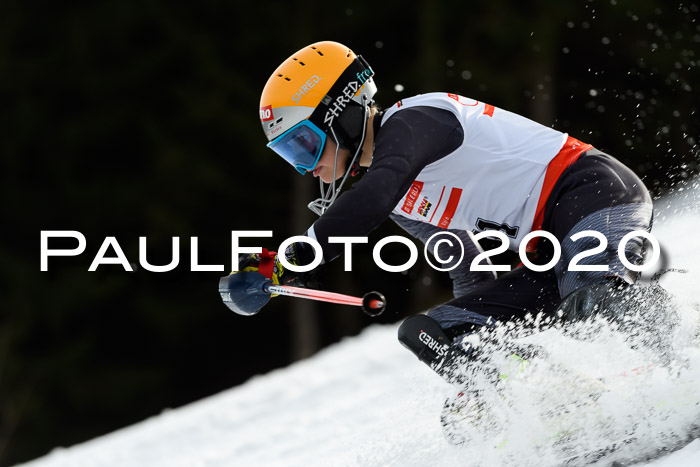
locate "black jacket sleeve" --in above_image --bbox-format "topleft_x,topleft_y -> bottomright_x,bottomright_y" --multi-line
307,106 -> 464,262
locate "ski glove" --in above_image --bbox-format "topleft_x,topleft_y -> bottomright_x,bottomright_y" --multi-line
220,244 -> 324,315
238,244 -> 322,291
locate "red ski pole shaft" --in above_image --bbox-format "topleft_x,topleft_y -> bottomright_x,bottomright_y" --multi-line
266,284 -> 360,305
263,284 -> 386,316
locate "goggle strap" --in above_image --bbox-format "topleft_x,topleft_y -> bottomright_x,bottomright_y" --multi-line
308,57 -> 374,131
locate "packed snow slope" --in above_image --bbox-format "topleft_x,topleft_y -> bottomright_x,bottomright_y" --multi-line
22,180 -> 700,467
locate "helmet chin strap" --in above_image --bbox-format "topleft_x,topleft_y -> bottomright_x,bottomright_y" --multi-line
307,97 -> 370,216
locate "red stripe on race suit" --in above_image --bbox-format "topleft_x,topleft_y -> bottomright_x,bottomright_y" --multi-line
438,188 -> 463,228
429,186 -> 446,223
527,135 -> 593,252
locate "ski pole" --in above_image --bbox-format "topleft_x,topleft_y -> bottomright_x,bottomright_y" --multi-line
263,283 -> 386,317
219,271 -> 387,317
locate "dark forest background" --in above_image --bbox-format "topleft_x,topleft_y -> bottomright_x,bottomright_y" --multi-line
1,0 -> 698,464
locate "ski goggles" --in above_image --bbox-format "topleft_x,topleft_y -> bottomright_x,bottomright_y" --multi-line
267,120 -> 327,175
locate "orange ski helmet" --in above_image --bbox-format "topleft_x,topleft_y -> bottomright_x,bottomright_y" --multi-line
259,41 -> 377,175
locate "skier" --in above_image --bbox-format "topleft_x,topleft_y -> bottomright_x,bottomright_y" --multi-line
228,40 -> 655,382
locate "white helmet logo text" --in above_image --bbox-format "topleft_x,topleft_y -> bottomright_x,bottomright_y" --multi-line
291,75 -> 321,104
323,69 -> 372,126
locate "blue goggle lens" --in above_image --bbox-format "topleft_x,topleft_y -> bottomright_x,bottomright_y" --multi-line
267,121 -> 327,174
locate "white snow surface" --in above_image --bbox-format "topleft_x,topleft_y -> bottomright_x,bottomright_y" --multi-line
22,180 -> 700,467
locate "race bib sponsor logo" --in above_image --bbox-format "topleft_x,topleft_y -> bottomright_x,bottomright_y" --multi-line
417,197 -> 432,217
438,188 -> 463,228
401,181 -> 424,214
447,93 -> 479,107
